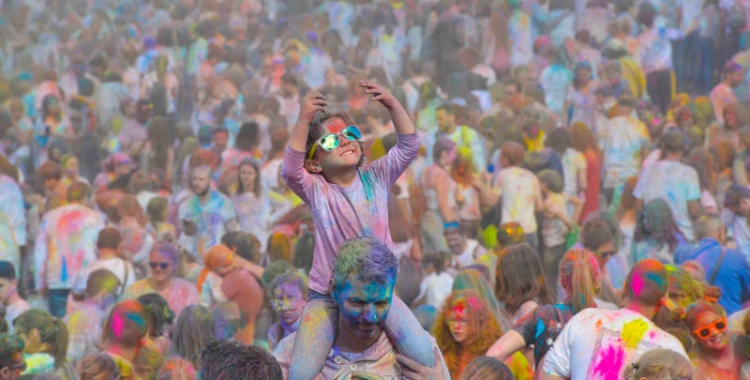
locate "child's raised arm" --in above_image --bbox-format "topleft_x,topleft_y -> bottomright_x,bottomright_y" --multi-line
288,91 -> 328,152
360,80 -> 415,135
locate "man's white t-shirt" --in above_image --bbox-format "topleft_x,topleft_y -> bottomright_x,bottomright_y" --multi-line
543,308 -> 687,380
72,258 -> 136,295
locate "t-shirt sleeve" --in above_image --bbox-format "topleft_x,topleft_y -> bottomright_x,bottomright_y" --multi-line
542,310 -> 582,377
511,307 -> 543,348
280,146 -> 317,204
365,133 -> 420,187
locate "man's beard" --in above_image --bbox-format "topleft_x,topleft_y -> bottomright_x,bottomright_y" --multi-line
195,187 -> 210,197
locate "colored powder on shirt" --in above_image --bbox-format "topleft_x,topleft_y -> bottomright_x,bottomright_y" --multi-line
621,319 -> 649,349
590,344 -> 625,379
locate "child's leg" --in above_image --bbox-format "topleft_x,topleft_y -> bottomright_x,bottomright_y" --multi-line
289,295 -> 339,380
384,294 -> 436,368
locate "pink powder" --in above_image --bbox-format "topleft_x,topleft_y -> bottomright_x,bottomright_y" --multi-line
111,313 -> 124,340
589,344 -> 625,379
631,273 -> 644,297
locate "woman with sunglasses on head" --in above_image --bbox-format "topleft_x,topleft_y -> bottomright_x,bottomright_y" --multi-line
681,300 -> 744,380
281,81 -> 436,379
123,242 -> 199,317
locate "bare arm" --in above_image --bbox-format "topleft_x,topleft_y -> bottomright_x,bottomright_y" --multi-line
288,91 -> 328,152
486,330 -> 527,363
567,194 -> 585,228
435,172 -> 457,222
577,167 -> 587,192
688,199 -> 702,219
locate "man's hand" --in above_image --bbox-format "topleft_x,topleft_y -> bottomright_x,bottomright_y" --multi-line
297,91 -> 328,126
396,350 -> 447,380
361,80 -> 398,110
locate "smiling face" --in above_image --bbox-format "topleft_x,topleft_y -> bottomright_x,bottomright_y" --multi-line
333,273 -> 393,342
313,118 -> 362,173
444,231 -> 466,256
272,283 -> 306,326
149,250 -> 175,284
693,311 -> 728,351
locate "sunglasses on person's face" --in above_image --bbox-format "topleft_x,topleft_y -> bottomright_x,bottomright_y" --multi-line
693,317 -> 727,339
307,126 -> 362,159
149,262 -> 170,270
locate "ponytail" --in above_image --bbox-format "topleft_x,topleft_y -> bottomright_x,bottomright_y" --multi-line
569,255 -> 598,314
14,310 -> 69,369
50,318 -> 69,369
559,249 -> 600,314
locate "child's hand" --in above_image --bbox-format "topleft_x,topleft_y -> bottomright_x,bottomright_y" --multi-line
298,91 -> 328,126
361,80 -> 398,109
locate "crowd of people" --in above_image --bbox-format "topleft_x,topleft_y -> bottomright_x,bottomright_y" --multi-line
3,0 -> 750,379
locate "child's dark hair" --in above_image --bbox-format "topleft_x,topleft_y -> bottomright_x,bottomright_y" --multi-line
222,232 -> 259,263
0,261 -> 16,281
137,293 -> 175,337
538,169 -> 564,193
422,251 -> 446,274
305,110 -> 365,167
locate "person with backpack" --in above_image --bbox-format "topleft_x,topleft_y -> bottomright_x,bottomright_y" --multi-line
675,215 -> 750,315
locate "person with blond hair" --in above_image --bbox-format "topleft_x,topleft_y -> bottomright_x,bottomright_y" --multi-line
624,349 -> 693,380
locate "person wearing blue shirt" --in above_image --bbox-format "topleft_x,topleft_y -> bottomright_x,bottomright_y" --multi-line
675,215 -> 750,315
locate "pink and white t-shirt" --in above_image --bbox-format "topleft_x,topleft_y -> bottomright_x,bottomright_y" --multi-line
542,308 -> 687,380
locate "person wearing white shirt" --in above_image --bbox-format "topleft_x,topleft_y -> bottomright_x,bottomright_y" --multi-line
71,228 -> 135,300
444,223 -> 487,269
539,259 -> 688,380
414,252 -> 454,309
